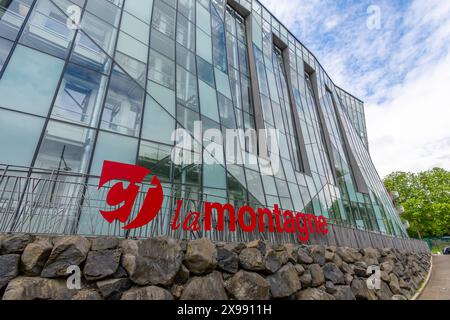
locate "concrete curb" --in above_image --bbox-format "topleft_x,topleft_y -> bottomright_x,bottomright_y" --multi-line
412,254 -> 433,300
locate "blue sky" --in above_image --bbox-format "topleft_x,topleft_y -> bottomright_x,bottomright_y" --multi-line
260,0 -> 450,176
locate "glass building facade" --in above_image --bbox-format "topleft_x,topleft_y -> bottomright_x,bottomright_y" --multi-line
0,0 -> 408,238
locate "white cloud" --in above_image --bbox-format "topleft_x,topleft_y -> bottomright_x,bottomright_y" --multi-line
260,0 -> 450,176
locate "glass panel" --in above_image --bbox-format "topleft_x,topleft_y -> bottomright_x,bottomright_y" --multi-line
152,0 -> 176,39
150,27 -> 175,59
51,63 -> 107,127
197,56 -> 214,87
148,49 -> 175,89
20,0 -> 76,59
34,120 -> 96,173
90,131 -> 138,175
120,11 -> 149,44
0,0 -> 32,41
141,95 -> 175,145
86,0 -> 121,27
176,13 -> 195,51
0,36 -> 13,71
0,109 -> 45,167
196,27 -> 212,64
116,31 -> 148,62
198,80 -> 219,122
114,51 -> 146,87
101,65 -> 144,137
124,0 -> 153,24
0,45 -> 64,116
176,65 -> 198,111
137,140 -> 172,183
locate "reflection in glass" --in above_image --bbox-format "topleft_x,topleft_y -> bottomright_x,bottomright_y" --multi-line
35,120 -> 96,174
51,63 -> 107,127
101,65 -> 144,137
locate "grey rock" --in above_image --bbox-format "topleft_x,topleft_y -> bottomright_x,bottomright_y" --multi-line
353,261 -> 368,277
310,245 -> 326,265
297,248 -> 313,264
332,252 -> 343,268
217,247 -> 239,274
113,265 -> 128,279
20,240 -> 53,276
96,278 -> 133,299
340,262 -> 354,275
0,254 -> 20,290
2,277 -> 76,300
392,294 -> 407,300
351,278 -> 378,300
322,262 -> 345,284
225,270 -> 270,300
283,244 -> 298,263
325,248 -> 335,262
296,288 -> 335,300
1,234 -> 33,254
264,250 -> 283,274
71,290 -> 103,300
174,264 -> 190,285
294,264 -> 305,276
181,271 -> 228,300
246,240 -> 267,255
325,281 -> 337,294
119,239 -> 139,255
336,247 -> 362,263
239,248 -> 265,271
308,264 -> 325,287
41,236 -> 90,278
267,263 -> 301,298
184,238 -> 217,275
83,249 -> 121,281
389,273 -> 401,294
121,286 -> 173,300
122,237 -> 182,286
333,285 -> 356,300
376,281 -> 393,300
381,260 -> 395,273
344,273 -> 354,285
300,271 -> 313,288
91,237 -> 119,251
223,242 -> 246,254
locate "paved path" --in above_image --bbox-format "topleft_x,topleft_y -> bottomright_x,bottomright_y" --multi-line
419,255 -> 450,300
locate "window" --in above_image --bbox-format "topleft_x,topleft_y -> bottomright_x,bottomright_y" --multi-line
148,49 -> 175,89
0,109 -> 45,167
0,45 -> 65,116
90,131 -> 138,175
101,65 -> 144,137
0,0 -> 32,41
152,0 -> 176,39
138,140 -> 173,183
51,63 -> 107,127
34,120 -> 96,174
0,36 -> 13,71
20,0 -> 76,59
141,95 -> 175,145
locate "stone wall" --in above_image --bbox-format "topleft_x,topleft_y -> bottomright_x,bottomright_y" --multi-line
0,233 -> 430,300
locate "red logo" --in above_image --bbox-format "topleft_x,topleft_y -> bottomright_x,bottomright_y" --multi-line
98,161 -> 164,230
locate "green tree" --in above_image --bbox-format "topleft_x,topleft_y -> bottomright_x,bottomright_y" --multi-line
383,168 -> 450,239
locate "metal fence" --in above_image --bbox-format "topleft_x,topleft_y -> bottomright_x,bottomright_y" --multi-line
0,164 -> 429,253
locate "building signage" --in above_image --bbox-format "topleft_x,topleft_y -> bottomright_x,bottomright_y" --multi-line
99,161 -> 329,242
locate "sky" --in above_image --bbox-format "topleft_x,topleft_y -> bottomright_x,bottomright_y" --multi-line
260,0 -> 450,177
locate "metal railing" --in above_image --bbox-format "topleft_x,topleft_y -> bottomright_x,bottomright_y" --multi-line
0,164 -> 429,253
